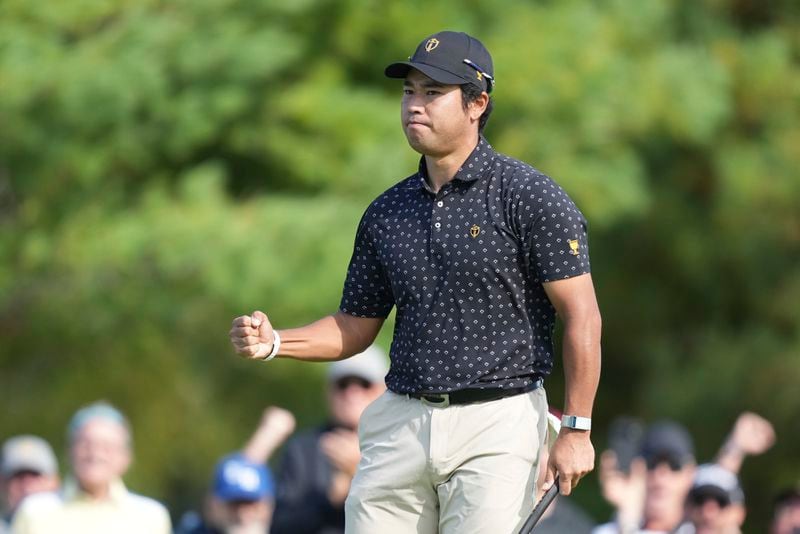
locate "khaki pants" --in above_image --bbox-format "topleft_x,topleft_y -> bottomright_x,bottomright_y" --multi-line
345,387 -> 548,534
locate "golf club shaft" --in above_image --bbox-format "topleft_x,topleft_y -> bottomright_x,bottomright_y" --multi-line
518,477 -> 560,534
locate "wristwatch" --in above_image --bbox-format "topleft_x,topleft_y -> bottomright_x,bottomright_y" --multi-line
561,415 -> 592,431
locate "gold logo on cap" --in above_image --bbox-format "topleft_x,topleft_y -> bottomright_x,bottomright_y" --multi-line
568,239 -> 579,255
476,71 -> 483,81
470,225 -> 480,238
425,38 -> 440,52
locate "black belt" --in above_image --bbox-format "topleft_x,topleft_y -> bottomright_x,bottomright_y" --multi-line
407,378 -> 543,408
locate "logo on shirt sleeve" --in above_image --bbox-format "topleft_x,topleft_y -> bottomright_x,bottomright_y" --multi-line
470,225 -> 481,238
568,239 -> 580,255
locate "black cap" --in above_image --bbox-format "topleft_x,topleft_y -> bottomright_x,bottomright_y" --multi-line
385,31 -> 494,93
640,420 -> 695,469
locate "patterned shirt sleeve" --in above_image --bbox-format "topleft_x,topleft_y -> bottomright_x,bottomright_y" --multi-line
339,208 -> 395,318
519,175 -> 592,282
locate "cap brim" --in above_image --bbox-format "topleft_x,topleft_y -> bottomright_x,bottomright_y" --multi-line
644,449 -> 693,466
2,463 -> 47,476
215,489 -> 267,502
385,61 -> 467,86
328,368 -> 384,385
690,485 -> 733,505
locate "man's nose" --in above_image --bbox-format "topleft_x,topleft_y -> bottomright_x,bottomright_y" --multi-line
404,95 -> 425,112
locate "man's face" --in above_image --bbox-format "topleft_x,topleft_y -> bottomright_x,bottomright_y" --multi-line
207,496 -> 273,534
2,469 -> 59,512
327,375 -> 385,430
688,493 -> 745,534
644,460 -> 696,521
70,419 -> 130,493
401,69 -> 482,157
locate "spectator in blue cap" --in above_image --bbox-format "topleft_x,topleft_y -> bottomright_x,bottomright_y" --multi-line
178,454 -> 275,534
178,406 -> 295,534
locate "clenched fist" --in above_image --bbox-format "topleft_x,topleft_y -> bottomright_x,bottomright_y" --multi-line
229,310 -> 276,359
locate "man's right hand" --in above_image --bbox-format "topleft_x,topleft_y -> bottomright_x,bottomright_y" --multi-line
229,310 -> 275,359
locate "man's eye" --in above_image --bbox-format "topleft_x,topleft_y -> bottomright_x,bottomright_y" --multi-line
403,89 -> 413,95
427,90 -> 440,96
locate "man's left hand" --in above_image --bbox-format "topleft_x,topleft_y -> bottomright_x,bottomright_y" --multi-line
544,429 -> 595,495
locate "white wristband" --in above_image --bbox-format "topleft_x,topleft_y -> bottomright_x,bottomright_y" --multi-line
261,330 -> 281,362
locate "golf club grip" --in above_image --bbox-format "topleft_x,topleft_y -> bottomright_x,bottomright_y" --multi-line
517,478 -> 560,534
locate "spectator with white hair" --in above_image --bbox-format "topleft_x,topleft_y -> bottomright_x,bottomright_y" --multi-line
11,401 -> 171,534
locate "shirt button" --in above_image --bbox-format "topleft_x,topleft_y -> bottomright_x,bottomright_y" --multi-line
434,222 -> 441,229
437,201 -> 444,207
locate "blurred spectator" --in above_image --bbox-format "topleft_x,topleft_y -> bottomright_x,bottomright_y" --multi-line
177,454 -> 276,534
241,407 -> 296,467
177,406 -> 295,534
0,436 -> 60,532
593,420 -> 697,533
772,486 -> 800,534
685,463 -> 746,534
11,401 -> 171,534
714,412 -> 776,475
270,345 -> 388,534
594,412 -> 776,533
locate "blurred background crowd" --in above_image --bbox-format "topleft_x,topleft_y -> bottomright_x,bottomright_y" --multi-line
1,0 -> 798,533
2,346 -> 799,533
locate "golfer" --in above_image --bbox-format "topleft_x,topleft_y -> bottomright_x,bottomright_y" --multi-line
230,30 -> 601,534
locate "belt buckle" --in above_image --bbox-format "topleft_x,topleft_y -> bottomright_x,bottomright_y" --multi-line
420,393 -> 450,408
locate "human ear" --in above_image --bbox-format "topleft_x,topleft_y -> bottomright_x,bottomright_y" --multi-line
469,92 -> 489,121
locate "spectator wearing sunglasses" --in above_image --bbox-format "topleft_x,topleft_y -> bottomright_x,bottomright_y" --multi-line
594,412 -> 775,534
270,345 -> 388,534
593,420 -> 697,534
686,464 -> 745,534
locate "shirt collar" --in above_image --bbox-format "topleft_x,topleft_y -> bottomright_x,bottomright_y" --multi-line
62,477 -> 129,504
408,136 -> 496,191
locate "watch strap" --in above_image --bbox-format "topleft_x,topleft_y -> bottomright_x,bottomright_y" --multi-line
561,415 -> 592,431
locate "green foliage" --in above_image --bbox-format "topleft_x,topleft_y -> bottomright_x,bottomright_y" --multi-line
1,0 -> 798,531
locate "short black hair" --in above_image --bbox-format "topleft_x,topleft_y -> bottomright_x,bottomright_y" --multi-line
460,84 -> 493,133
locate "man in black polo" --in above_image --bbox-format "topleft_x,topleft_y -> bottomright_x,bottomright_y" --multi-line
230,30 -> 601,533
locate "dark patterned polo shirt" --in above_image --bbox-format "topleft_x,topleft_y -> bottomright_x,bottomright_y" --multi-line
340,137 -> 591,394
